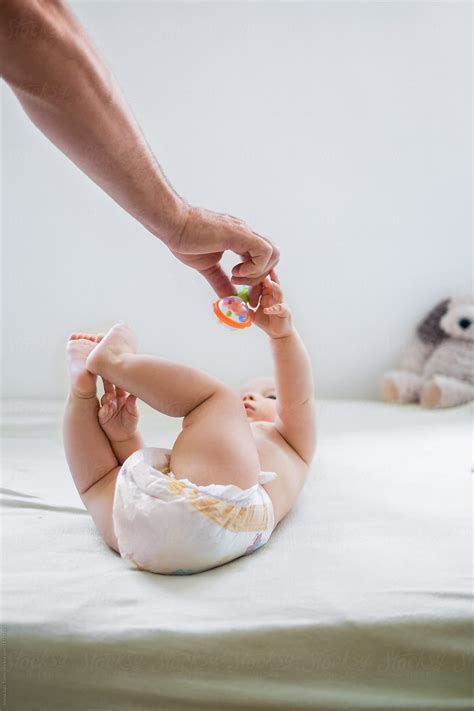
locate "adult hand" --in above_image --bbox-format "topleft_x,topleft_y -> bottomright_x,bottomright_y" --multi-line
1,1 -> 279,298
168,205 -> 280,297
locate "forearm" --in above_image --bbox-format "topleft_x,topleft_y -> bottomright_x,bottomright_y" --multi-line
270,329 -> 315,411
0,0 -> 185,242
109,431 -> 145,466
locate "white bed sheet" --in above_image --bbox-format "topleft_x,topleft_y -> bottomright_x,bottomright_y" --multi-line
1,398 -> 472,710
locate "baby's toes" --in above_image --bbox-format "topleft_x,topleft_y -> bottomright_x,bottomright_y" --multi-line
70,333 -> 96,342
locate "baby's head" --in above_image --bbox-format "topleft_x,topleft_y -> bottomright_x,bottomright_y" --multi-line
238,376 -> 277,423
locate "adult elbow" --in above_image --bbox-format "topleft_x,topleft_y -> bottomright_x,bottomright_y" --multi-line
0,1 -> 65,45
0,0 -> 60,81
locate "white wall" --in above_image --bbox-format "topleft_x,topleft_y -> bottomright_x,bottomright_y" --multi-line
2,1 -> 471,400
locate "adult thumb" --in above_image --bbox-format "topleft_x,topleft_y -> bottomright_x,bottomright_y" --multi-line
200,264 -> 238,298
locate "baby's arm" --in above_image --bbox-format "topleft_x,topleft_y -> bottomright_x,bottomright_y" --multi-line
271,330 -> 316,464
251,273 -> 316,464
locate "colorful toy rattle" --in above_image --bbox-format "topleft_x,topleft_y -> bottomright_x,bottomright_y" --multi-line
213,286 -> 253,329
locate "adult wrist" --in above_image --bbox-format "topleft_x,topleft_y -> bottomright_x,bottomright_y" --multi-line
141,188 -> 190,247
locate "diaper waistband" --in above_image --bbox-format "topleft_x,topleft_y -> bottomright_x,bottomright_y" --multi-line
258,471 -> 277,484
121,447 -> 277,504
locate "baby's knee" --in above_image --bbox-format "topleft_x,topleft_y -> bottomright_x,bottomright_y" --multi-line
81,466 -> 120,552
184,383 -> 241,425
213,384 -> 244,412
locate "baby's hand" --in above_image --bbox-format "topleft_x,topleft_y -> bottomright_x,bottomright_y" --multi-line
98,378 -> 140,442
249,270 -> 293,339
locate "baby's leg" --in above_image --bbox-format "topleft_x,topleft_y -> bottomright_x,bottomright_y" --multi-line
63,335 -> 120,551
87,322 -> 261,488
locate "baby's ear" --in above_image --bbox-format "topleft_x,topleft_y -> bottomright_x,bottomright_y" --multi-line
248,283 -> 263,308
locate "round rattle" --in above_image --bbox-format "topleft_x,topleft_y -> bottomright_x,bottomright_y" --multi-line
213,286 -> 253,329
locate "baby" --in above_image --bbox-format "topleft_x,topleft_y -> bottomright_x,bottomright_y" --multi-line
63,272 -> 316,574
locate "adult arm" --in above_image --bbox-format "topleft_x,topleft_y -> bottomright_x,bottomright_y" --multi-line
0,0 -> 279,295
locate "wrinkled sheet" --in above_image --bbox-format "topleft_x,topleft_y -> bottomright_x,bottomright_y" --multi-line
1,399 -> 472,710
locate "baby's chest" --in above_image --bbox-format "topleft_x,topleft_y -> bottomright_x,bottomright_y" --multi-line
250,421 -> 299,474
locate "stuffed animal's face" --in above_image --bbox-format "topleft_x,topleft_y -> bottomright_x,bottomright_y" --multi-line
440,300 -> 474,341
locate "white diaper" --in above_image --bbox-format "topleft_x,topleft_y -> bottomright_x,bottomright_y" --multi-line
112,447 -> 277,575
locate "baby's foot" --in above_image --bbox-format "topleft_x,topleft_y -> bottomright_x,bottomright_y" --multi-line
66,333 -> 103,398
98,377 -> 140,442
86,321 -> 137,376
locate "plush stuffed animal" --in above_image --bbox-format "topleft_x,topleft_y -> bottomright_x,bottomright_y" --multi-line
382,297 -> 474,408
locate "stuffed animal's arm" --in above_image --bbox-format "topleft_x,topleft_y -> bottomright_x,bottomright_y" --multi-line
399,338 -> 436,373
398,298 -> 450,373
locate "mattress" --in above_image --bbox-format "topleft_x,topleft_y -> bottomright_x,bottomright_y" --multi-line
1,398 -> 472,710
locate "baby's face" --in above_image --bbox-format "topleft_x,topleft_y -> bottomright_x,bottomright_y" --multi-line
238,376 -> 277,423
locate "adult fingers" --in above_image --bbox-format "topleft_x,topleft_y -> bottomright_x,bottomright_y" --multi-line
227,214 -> 248,226
248,282 -> 263,308
175,207 -> 280,284
231,273 -> 276,287
172,207 -> 279,290
269,268 -> 280,284
231,259 -> 279,285
200,263 -> 238,298
226,216 -> 278,277
228,229 -> 280,281
232,241 -> 279,279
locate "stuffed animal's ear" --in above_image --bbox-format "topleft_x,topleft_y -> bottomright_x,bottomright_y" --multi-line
416,298 -> 451,345
449,294 -> 474,307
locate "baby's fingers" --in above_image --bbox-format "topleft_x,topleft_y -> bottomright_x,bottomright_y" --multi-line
98,398 -> 117,420
262,275 -> 284,303
102,377 -> 115,395
102,377 -> 128,400
263,302 -> 290,318
125,394 -> 139,415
